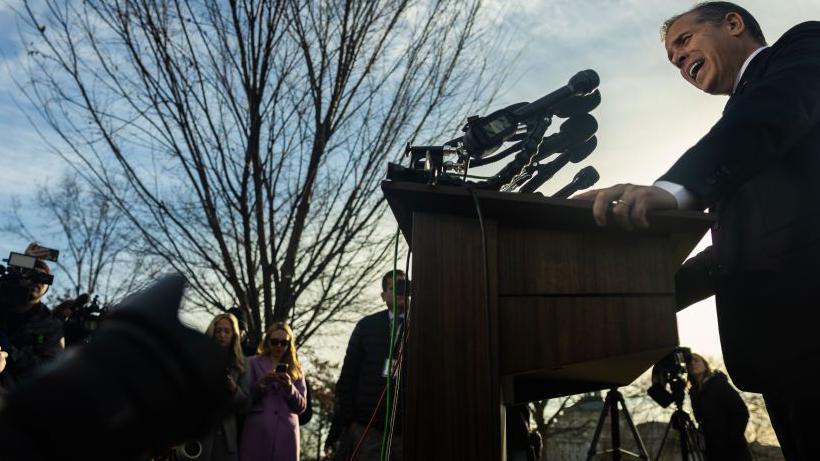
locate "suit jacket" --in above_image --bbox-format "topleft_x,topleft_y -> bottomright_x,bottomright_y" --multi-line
335,310 -> 404,434
663,22 -> 820,391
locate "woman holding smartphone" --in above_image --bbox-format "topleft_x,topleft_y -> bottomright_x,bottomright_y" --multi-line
240,322 -> 307,461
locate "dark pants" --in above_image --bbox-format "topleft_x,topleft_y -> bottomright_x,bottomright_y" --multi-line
335,422 -> 403,461
713,272 -> 820,459
762,368 -> 820,461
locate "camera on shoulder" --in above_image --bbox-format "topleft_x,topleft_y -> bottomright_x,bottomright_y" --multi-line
0,248 -> 59,310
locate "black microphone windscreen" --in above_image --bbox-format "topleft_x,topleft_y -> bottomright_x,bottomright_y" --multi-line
552,90 -> 601,118
574,166 -> 600,188
76,293 -> 91,306
559,114 -> 598,144
567,70 -> 599,95
567,136 -> 598,163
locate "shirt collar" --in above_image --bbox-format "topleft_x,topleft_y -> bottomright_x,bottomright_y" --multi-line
733,45 -> 768,94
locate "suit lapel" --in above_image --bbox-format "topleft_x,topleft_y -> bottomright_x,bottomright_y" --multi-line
736,47 -> 771,94
724,47 -> 772,113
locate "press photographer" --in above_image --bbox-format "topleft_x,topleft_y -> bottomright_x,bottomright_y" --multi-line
57,294 -> 110,348
0,244 -> 64,390
687,353 -> 751,461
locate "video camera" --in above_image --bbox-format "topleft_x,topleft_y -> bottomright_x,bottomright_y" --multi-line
63,294 -> 111,347
0,248 -> 59,310
647,347 -> 692,408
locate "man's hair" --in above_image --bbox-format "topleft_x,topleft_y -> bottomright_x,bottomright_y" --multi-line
661,2 -> 766,45
381,269 -> 405,292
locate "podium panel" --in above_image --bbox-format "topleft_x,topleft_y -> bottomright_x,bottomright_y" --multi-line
382,181 -> 712,461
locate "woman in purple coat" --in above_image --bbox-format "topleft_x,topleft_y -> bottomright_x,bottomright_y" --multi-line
240,322 -> 307,461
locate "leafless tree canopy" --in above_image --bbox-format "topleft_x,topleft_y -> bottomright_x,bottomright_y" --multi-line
18,0 -> 504,344
4,174 -> 158,305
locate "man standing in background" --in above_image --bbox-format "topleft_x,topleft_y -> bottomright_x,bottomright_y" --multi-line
329,270 -> 407,461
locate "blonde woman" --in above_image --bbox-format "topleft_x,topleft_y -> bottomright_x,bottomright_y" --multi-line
195,313 -> 249,461
240,322 -> 307,461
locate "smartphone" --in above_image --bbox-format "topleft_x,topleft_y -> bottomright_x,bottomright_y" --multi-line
29,244 -> 60,262
275,363 -> 289,374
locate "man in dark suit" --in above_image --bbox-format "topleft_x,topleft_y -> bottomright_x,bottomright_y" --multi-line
577,3 -> 820,459
329,269 -> 407,461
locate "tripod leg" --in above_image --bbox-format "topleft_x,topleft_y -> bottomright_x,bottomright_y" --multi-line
654,419 -> 673,461
611,395 -> 622,461
586,394 -> 612,461
616,393 -> 650,460
679,417 -> 690,460
684,422 -> 704,461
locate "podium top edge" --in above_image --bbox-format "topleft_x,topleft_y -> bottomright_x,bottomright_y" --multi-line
382,180 -> 714,243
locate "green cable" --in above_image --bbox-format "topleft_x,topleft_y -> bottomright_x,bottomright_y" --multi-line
380,227 -> 401,461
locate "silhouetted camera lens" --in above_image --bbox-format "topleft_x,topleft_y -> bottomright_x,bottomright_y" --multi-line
0,275 -> 233,461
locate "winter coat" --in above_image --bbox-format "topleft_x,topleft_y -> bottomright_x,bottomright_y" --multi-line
689,371 -> 751,461
0,303 -> 63,390
240,355 -> 307,461
335,310 -> 403,434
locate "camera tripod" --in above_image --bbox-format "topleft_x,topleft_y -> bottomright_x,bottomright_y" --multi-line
655,403 -> 704,461
587,388 -> 650,461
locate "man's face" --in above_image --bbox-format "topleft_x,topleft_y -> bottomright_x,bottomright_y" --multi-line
29,268 -> 49,303
381,276 -> 407,312
665,12 -> 747,95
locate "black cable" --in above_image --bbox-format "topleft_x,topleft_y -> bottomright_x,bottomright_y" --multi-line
467,187 -> 495,388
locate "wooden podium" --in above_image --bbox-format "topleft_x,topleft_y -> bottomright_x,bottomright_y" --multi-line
382,181 -> 712,461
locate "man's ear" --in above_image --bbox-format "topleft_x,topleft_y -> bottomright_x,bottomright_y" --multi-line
724,12 -> 746,38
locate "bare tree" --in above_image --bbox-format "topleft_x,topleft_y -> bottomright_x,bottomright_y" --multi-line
297,354 -> 338,461
3,173 -> 159,305
16,0 -> 507,344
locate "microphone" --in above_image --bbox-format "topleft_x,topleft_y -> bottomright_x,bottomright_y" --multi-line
518,136 -> 597,193
533,114 -> 598,163
552,166 -> 600,198
463,70 -> 599,158
462,102 -> 529,158
552,90 -> 601,118
480,114 -> 597,190
470,114 -> 594,169
513,70 -> 600,120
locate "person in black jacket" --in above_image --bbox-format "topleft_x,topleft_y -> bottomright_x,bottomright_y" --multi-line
329,269 -> 407,461
686,353 -> 751,460
577,3 -> 820,459
0,258 -> 63,390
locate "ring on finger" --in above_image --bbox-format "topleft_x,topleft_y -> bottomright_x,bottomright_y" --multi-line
613,199 -> 632,208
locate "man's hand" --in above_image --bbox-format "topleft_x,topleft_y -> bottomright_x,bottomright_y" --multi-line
574,183 -> 678,230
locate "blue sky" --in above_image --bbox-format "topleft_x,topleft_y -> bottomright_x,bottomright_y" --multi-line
2,1 -> 820,360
